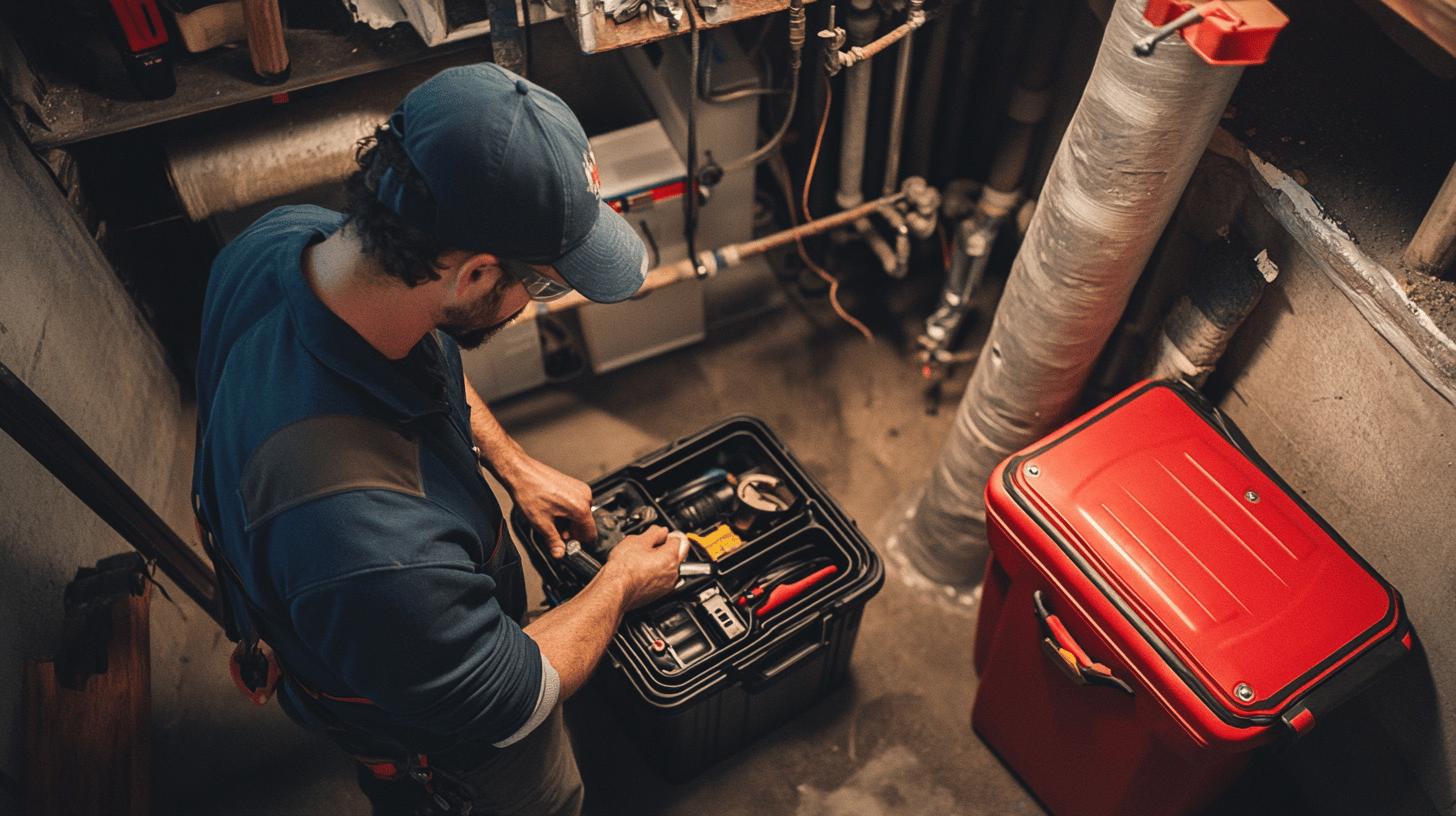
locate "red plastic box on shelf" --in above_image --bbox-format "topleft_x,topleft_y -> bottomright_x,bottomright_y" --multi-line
972,380 -> 1410,816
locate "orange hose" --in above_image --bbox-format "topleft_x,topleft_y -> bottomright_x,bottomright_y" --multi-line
796,81 -> 875,344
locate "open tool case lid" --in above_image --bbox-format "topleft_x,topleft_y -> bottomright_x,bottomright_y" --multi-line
989,380 -> 1409,735
514,416 -> 884,709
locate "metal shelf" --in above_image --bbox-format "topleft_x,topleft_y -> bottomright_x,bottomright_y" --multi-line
8,25 -> 487,149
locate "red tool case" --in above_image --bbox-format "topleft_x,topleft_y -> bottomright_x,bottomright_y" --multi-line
973,380 -> 1410,816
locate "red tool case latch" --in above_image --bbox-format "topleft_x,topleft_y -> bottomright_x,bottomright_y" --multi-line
1141,0 -> 1289,65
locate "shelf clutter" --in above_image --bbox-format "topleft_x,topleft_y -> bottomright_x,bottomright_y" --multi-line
2,25 -> 484,150
568,0 -> 811,53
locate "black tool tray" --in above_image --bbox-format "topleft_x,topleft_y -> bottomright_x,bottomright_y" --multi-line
512,416 -> 883,776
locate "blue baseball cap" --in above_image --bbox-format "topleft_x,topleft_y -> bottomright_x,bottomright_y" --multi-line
372,64 -> 647,303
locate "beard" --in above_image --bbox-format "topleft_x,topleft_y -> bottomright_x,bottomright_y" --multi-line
439,277 -> 527,350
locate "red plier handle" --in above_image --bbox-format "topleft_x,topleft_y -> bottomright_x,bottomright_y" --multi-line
738,564 -> 839,618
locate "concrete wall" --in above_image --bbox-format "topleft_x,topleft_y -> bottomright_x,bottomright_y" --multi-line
1211,216 -> 1456,814
0,120 -> 322,815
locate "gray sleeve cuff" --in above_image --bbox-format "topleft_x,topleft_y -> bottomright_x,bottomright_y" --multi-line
492,651 -> 560,748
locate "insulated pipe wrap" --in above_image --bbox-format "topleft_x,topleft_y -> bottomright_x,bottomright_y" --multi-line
900,0 -> 1243,585
166,99 -> 392,221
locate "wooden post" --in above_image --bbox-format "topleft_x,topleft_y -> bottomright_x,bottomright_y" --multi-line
1405,161 -> 1456,278
242,0 -> 291,84
22,588 -> 151,816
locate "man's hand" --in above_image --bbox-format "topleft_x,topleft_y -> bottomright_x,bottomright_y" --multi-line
460,374 -> 594,557
497,454 -> 595,558
601,526 -> 686,609
525,525 -> 687,700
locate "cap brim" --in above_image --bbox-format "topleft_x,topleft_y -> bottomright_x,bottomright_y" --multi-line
553,200 -> 648,304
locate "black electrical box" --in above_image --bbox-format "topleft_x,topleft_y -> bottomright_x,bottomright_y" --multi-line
513,416 -> 884,779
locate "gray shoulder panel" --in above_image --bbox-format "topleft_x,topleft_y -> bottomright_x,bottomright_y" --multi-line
240,414 -> 424,531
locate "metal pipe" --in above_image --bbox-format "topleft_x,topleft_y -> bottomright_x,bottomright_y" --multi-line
905,14 -> 953,180
1404,161 -> 1456,277
835,0 -> 879,210
855,217 -> 899,273
934,0 -> 991,181
881,22 -> 915,196
836,63 -> 872,209
833,20 -> 919,71
516,191 -> 908,320
978,0 -> 1066,209
899,0 -> 1245,585
823,0 -> 925,75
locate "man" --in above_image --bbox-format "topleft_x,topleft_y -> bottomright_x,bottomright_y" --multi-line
191,64 -> 684,815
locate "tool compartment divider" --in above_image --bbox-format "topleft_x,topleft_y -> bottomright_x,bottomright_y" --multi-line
512,415 -> 882,776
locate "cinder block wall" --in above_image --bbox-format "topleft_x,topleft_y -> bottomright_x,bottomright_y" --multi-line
1213,232 -> 1456,814
0,120 -> 321,816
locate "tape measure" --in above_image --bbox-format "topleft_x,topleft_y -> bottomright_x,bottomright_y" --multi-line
687,524 -> 745,562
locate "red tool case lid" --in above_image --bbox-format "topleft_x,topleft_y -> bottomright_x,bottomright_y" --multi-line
996,381 -> 1406,732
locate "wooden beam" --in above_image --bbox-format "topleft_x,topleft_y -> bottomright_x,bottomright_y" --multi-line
1380,0 -> 1456,57
1405,161 -> 1456,277
23,591 -> 151,816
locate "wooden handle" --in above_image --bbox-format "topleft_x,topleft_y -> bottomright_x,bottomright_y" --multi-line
242,0 -> 290,84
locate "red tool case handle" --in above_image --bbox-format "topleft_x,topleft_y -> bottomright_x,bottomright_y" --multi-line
1033,591 -> 1134,696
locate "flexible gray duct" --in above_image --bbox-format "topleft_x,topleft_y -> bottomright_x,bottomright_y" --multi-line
166,91 -> 393,221
1147,237 -> 1278,386
899,0 -> 1245,585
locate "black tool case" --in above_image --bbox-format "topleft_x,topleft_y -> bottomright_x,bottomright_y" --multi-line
513,416 -> 884,778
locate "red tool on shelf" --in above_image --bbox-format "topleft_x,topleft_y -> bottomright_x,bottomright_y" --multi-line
103,0 -> 175,99
1138,0 -> 1288,65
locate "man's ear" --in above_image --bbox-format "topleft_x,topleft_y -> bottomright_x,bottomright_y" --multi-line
452,252 -> 502,300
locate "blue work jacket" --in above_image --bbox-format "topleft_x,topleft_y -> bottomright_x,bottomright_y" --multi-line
192,206 -> 553,754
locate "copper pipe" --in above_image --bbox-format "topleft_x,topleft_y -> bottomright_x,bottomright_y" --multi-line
516,192 -> 907,320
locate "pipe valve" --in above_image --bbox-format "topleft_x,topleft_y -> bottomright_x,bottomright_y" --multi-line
817,8 -> 848,77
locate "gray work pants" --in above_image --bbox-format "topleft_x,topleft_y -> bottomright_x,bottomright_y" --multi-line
355,706 -> 584,816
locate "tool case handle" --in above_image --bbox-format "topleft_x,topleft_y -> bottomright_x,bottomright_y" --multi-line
1033,591 -> 1134,696
740,617 -> 827,693
1279,625 -> 1413,737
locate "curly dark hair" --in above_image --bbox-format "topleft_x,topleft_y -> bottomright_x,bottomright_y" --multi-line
342,125 -> 451,287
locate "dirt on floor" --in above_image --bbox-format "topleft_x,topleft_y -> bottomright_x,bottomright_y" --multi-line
1405,272 -> 1456,340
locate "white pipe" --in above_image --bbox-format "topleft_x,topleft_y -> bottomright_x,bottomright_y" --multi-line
899,0 -> 1245,585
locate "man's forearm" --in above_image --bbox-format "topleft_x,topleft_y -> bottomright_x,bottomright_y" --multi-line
462,373 -> 528,480
523,570 -> 630,699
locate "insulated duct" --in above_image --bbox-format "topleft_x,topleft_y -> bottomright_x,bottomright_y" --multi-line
1146,237 -> 1278,385
899,0 -> 1245,585
166,92 -> 393,221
